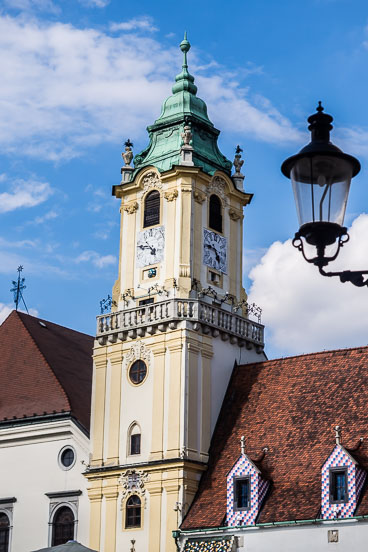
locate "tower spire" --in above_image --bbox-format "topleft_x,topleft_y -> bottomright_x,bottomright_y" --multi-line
172,33 -> 197,95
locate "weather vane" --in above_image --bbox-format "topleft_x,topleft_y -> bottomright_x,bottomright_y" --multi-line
10,266 -> 29,313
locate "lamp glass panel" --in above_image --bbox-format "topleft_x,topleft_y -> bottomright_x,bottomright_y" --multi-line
291,155 -> 352,227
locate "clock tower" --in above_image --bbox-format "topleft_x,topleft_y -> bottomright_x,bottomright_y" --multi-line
86,35 -> 265,552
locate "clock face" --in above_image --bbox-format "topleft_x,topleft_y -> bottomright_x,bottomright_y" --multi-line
203,229 -> 227,273
136,226 -> 165,267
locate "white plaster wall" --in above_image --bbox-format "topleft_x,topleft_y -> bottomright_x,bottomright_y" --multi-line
210,337 -> 266,433
0,420 -> 90,552
180,521 -> 368,552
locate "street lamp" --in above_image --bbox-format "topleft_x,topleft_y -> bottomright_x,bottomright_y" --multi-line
281,102 -> 368,287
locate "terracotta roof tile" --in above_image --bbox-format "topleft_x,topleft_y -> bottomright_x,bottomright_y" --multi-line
181,346 -> 368,529
0,311 -> 93,432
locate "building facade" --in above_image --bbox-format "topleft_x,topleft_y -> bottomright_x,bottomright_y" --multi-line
85,36 -> 265,552
0,311 -> 93,552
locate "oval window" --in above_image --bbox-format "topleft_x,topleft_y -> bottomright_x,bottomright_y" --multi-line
129,360 -> 147,385
58,446 -> 76,470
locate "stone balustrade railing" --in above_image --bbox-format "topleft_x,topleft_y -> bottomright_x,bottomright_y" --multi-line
96,298 -> 264,351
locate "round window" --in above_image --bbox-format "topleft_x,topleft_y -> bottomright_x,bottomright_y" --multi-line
58,446 -> 76,470
129,360 -> 147,385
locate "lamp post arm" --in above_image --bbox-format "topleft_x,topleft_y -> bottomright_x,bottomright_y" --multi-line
318,267 -> 368,287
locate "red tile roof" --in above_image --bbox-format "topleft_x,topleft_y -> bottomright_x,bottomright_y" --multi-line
0,311 -> 93,432
181,347 -> 368,529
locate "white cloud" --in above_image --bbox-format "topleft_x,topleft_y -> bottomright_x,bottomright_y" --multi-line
33,210 -> 59,224
198,75 -> 305,144
248,214 -> 368,358
0,15 -> 301,161
110,17 -> 158,33
80,0 -> 110,6
0,303 -> 13,324
0,178 -> 52,213
76,250 -> 116,268
3,0 -> 60,13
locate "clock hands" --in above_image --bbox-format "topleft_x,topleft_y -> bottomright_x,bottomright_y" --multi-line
204,243 -> 221,264
139,242 -> 157,256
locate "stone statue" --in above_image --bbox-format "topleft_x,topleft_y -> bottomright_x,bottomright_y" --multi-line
181,122 -> 192,146
122,139 -> 134,167
233,145 -> 244,175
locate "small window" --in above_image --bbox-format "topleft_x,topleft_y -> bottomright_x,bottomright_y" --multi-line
131,434 -> 141,455
144,190 -> 160,228
51,506 -> 74,546
58,446 -> 76,470
234,478 -> 250,510
125,495 -> 141,528
129,360 -> 147,385
330,469 -> 348,503
209,194 -> 222,233
0,513 -> 9,552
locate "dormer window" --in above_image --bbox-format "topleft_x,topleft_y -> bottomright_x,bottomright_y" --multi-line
330,468 -> 348,503
321,442 -> 366,519
209,194 -> 222,233
234,477 -> 250,510
144,190 -> 160,227
226,449 -> 269,527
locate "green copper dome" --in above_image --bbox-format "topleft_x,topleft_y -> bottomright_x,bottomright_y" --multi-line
133,34 -> 232,176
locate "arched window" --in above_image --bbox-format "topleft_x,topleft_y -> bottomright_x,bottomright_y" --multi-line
0,513 -> 9,552
125,495 -> 141,528
144,190 -> 160,228
52,506 -> 75,546
209,194 -> 223,233
129,423 -> 141,455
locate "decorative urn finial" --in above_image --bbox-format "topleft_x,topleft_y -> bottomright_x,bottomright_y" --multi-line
122,139 -> 134,167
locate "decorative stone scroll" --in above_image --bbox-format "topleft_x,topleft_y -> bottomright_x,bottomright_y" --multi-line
164,189 -> 178,202
206,176 -> 229,206
119,469 -> 149,505
193,190 -> 206,204
141,171 -> 163,193
124,340 -> 152,369
122,201 -> 139,215
229,208 -> 242,221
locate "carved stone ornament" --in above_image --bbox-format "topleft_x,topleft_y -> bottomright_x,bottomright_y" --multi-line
122,201 -> 139,215
193,190 -> 206,204
229,208 -> 242,221
206,176 -> 229,206
119,469 -> 149,504
125,340 -> 152,369
141,171 -> 163,194
164,189 -> 178,202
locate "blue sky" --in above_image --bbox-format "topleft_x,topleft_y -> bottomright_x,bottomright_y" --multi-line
1,0 -> 368,358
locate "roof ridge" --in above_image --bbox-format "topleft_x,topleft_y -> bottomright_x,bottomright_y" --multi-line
17,311 -> 92,338
15,311 -> 72,413
256,343 -> 368,365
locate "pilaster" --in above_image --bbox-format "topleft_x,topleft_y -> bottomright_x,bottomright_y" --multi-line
146,475 -> 163,552
150,339 -> 167,461
87,481 -> 103,550
91,349 -> 107,466
103,480 -> 119,552
106,346 -> 123,464
166,338 -> 183,459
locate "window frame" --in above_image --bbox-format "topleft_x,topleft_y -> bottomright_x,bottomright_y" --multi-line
128,360 -> 148,386
0,498 -> 16,552
125,495 -> 142,529
130,433 -> 141,456
233,476 -> 251,511
51,505 -> 75,547
208,194 -> 223,234
329,467 -> 348,504
143,190 -> 161,228
0,512 -> 10,552
58,445 -> 76,471
46,491 -> 81,547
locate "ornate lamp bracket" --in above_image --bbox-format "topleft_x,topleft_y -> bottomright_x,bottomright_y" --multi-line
292,230 -> 368,287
